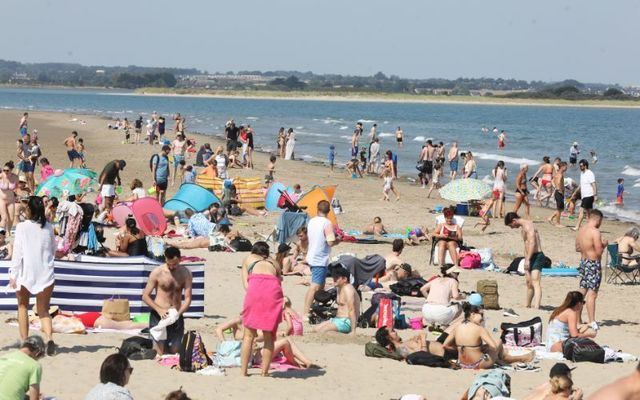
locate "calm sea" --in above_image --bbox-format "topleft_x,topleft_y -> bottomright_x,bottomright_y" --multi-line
1,87 -> 639,222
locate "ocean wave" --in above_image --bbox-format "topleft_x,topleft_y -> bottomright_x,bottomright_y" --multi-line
301,154 -> 315,159
599,204 -> 640,222
246,116 -> 259,120
622,165 -> 640,177
296,131 -> 330,138
413,136 -> 426,142
633,182 -> 640,188
340,135 -> 351,140
339,126 -> 349,130
474,152 -> 539,166
323,118 -> 343,124
358,119 -> 376,123
383,121 -> 389,124
296,126 -> 304,130
481,175 -> 494,185
378,132 -> 394,137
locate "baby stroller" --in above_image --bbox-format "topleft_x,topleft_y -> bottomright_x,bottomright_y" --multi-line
308,287 -> 337,325
277,190 -> 305,212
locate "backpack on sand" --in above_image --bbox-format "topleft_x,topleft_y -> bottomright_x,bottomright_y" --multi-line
476,280 -> 500,310
177,331 -> 212,372
562,337 -> 605,363
118,336 -> 156,360
406,351 -> 451,368
500,317 -> 543,347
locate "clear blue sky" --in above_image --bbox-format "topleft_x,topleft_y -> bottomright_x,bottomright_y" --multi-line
3,0 -> 639,84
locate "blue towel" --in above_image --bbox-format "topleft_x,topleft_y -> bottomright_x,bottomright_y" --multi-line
87,223 -> 98,251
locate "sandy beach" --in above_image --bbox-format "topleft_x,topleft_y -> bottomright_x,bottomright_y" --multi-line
0,109 -> 639,400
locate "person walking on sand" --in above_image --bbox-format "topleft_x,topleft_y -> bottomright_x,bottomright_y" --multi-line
285,128 -> 296,160
549,161 -> 568,227
303,200 -> 340,318
19,112 -> 29,137
573,159 -> 597,231
64,131 -> 82,168
142,247 -> 192,356
151,145 -> 171,205
448,141 -> 459,180
9,196 -> 57,355
514,163 -> 531,218
368,138 -> 380,174
505,212 -> 546,309
171,134 -> 187,186
395,126 -> 403,147
575,209 -> 606,331
98,159 -> 125,217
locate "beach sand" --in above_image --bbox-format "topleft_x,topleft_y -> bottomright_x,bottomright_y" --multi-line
0,110 -> 638,400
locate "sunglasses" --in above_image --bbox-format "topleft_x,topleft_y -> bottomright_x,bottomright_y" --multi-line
2,169 -> 10,172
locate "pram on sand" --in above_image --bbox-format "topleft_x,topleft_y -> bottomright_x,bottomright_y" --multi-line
308,288 -> 337,325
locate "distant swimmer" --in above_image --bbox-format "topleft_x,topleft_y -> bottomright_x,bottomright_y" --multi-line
492,127 -> 498,133
569,142 -> 580,167
481,126 -> 489,133
498,130 -> 506,149
590,150 -> 598,165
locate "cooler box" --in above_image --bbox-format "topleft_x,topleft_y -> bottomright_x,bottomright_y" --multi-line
455,202 -> 469,216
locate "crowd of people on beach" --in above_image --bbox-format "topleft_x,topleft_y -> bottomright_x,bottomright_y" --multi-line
0,110 -> 639,400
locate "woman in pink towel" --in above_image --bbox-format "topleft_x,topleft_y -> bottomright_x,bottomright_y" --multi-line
240,255 -> 283,377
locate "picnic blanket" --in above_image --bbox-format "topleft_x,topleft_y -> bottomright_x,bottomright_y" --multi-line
0,257 -> 205,318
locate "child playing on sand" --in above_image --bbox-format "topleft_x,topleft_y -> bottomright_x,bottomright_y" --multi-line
617,178 -> 624,205
266,155 -> 276,183
280,296 -> 303,337
328,145 -> 336,172
427,162 -> 443,198
39,158 -> 54,183
182,165 -> 195,184
474,198 -> 495,232
347,158 -> 362,178
381,168 -> 400,201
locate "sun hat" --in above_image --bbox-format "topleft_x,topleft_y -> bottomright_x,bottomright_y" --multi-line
446,265 -> 462,274
31,304 -> 60,317
573,142 -> 578,146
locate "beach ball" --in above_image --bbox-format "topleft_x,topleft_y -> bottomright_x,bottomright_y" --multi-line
468,293 -> 483,306
148,187 -> 156,195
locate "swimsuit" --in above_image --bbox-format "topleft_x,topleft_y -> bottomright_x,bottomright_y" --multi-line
554,190 -> 565,210
579,259 -> 602,291
331,317 -> 352,333
0,181 -> 16,190
546,319 -> 570,350
528,251 -> 547,272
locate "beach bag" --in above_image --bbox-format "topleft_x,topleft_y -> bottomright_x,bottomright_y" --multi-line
507,257 -> 524,273
390,277 -> 427,297
406,351 -> 451,368
364,342 -> 403,361
146,236 -> 166,261
459,251 -> 482,269
119,336 -> 156,360
229,237 -> 252,252
101,298 -> 130,322
562,337 -> 605,363
212,340 -> 242,367
377,298 -> 394,329
476,280 -> 500,310
500,317 -> 542,347
177,331 -> 212,372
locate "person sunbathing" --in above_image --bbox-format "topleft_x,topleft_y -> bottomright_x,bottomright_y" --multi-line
252,337 -> 318,369
546,291 -> 596,352
375,326 -> 456,362
406,226 -> 429,245
282,227 -> 310,276
167,223 -> 239,250
615,227 -> 640,265
363,216 -> 387,235
442,303 -> 534,369
279,296 -> 304,337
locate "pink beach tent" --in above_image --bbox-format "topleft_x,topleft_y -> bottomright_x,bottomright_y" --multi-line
111,198 -> 166,236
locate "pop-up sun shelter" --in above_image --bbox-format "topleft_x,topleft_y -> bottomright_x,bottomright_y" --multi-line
163,183 -> 221,212
296,185 -> 338,227
111,197 -> 166,236
265,182 -> 294,212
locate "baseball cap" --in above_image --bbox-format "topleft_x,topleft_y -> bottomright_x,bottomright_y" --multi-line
549,362 -> 575,378
399,263 -> 412,274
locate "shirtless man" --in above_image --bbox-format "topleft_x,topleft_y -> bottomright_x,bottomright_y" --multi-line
548,161 -> 568,227
505,212 -> 547,309
351,129 -> 359,158
419,140 -> 435,185
19,112 -> 28,137
63,131 -> 82,168
448,141 -> 459,181
142,247 -> 193,355
575,209 -> 606,330
314,267 -> 359,336
588,362 -> 640,400
395,126 -> 403,147
384,239 -> 404,272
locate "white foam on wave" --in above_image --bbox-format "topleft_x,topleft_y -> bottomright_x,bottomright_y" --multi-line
378,132 -> 394,137
474,152 -> 539,166
296,126 -> 304,130
340,135 -> 351,140
622,165 -> 640,177
323,118 -> 343,124
246,116 -> 259,120
296,130 -> 330,138
413,136 -> 426,142
339,126 -> 349,130
600,204 -> 640,222
633,182 -> 640,188
481,175 -> 494,185
358,119 -> 376,123
301,154 -> 315,159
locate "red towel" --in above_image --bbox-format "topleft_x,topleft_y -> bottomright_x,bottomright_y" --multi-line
242,274 -> 283,333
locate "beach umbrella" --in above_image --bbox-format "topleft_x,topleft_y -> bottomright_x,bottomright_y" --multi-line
36,168 -> 97,198
439,178 -> 492,202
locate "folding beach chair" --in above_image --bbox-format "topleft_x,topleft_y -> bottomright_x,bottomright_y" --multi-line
429,214 -> 466,265
606,243 -> 640,285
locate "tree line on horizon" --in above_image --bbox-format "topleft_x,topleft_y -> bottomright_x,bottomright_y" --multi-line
0,59 -> 634,100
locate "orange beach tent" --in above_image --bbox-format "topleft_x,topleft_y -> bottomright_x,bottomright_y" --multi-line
296,185 -> 338,226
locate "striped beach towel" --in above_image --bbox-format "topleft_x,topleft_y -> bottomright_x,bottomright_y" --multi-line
0,256 -> 205,318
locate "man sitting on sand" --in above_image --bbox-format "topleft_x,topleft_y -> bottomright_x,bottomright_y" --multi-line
142,247 -> 192,355
505,212 -> 546,309
314,267 -> 359,336
0,335 -> 46,400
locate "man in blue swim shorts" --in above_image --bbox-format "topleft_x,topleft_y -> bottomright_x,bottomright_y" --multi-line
448,141 -> 459,180
314,266 -> 359,335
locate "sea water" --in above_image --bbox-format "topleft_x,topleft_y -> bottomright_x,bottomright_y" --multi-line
0,87 -> 638,221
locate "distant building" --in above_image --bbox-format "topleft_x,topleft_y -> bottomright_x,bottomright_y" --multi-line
95,69 -> 105,75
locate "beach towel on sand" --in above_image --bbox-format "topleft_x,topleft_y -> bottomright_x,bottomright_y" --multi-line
242,274 -> 284,333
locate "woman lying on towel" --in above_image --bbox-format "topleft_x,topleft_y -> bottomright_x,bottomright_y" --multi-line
72,311 -> 148,330
443,303 -> 534,369
375,326 -> 457,362
252,337 -> 319,369
546,291 -> 597,352
363,216 -> 388,236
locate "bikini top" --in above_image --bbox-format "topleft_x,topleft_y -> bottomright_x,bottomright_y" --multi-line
0,180 -> 16,190
247,257 -> 277,275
